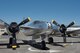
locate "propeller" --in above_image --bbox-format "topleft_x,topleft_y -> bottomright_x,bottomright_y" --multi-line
67,21 -> 74,28
8,17 -> 31,49
52,20 -> 75,43
52,20 -> 60,27
18,17 -> 31,27
9,17 -> 31,33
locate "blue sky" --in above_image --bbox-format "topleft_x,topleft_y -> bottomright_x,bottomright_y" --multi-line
0,0 -> 80,25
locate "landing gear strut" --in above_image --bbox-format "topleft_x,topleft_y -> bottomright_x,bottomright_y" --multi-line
62,33 -> 66,43
9,38 -> 13,44
7,34 -> 20,50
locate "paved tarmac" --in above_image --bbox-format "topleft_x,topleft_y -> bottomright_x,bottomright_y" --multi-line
0,34 -> 80,53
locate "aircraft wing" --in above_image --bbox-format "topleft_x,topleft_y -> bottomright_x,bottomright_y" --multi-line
21,26 -> 80,36
66,29 -> 80,35
52,28 -> 80,36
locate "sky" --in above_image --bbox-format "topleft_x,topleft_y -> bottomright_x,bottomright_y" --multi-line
0,0 -> 80,26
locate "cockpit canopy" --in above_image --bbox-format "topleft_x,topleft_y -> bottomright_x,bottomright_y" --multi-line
28,20 -> 52,29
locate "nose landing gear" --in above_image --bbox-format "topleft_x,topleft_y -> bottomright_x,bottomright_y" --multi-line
7,37 -> 20,50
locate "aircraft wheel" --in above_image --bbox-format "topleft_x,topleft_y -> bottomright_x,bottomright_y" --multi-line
12,48 -> 16,50
41,40 -> 46,50
48,37 -> 54,44
68,35 -> 71,37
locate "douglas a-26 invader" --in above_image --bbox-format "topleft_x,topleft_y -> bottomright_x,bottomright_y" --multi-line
0,17 -> 80,50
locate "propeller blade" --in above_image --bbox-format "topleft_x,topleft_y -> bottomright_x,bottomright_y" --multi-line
67,21 -> 74,28
52,20 -> 60,27
18,17 -> 31,27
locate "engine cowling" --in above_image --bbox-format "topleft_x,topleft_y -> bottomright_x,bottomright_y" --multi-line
8,22 -> 19,33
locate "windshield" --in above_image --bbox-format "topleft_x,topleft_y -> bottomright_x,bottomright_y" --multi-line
28,20 -> 48,29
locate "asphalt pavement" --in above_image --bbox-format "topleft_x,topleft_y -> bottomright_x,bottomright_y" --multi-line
0,34 -> 80,53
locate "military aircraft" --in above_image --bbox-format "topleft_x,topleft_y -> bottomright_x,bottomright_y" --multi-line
0,18 -> 80,50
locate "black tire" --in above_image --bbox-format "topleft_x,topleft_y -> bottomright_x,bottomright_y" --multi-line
9,38 -> 13,44
12,48 -> 16,50
48,37 -> 54,44
7,45 -> 11,48
68,35 -> 71,37
41,41 -> 46,50
15,45 -> 20,48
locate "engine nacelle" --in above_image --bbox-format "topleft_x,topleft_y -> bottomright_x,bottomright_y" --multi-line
8,22 -> 19,33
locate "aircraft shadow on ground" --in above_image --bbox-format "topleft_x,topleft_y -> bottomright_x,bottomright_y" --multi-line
22,40 -> 80,48
0,40 -> 80,49
54,42 -> 80,43
22,40 -> 49,50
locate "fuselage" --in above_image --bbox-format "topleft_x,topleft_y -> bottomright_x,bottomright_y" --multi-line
21,21 -> 80,37
22,20 -> 53,36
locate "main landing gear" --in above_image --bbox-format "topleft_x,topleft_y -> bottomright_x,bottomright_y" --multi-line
7,37 -> 20,50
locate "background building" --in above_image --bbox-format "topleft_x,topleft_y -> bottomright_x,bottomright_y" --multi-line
0,19 -> 8,35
